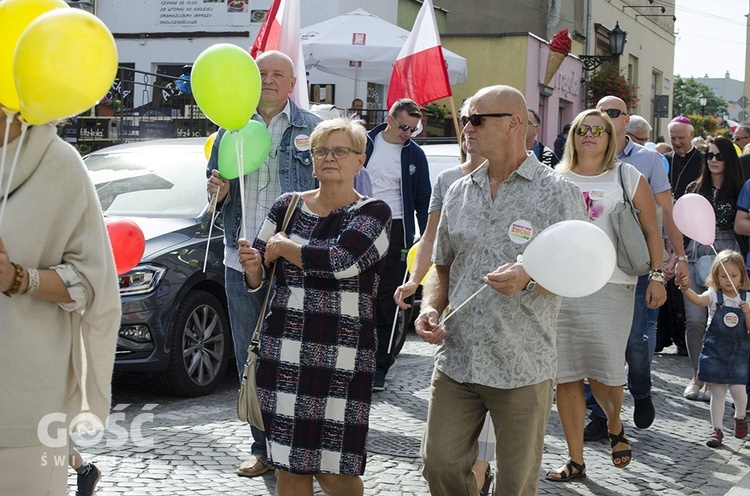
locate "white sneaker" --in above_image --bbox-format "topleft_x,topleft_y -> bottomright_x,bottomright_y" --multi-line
684,382 -> 700,400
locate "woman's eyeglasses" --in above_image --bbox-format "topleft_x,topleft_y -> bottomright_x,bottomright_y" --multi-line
311,147 -> 361,160
461,113 -> 513,127
575,124 -> 609,137
706,152 -> 725,161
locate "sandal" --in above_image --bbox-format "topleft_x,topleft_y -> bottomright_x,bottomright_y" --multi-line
479,465 -> 493,496
545,459 -> 586,482
609,427 -> 632,468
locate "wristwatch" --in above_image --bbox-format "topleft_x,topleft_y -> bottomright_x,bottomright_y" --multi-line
676,256 -> 688,263
524,278 -> 537,292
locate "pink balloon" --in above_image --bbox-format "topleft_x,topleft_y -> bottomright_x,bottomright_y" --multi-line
673,193 -> 716,245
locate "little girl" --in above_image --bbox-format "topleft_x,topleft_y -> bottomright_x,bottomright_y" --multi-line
678,249 -> 750,447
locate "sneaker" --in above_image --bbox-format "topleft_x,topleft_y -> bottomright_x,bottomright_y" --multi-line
633,395 -> 655,429
683,382 -> 700,400
698,388 -> 712,402
735,417 -> 748,439
76,463 -> 101,496
706,428 -> 724,448
372,369 -> 386,392
583,416 -> 608,441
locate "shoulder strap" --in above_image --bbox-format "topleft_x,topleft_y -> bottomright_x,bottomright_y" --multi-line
251,192 -> 301,344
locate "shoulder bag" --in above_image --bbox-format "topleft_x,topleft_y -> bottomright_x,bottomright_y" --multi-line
609,163 -> 651,276
237,192 -> 301,428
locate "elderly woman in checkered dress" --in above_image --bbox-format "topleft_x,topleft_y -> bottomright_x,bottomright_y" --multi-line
238,118 -> 391,496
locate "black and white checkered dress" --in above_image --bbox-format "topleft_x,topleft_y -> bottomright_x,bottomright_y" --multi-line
254,193 -> 391,475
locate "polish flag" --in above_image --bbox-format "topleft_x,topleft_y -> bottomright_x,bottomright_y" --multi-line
250,0 -> 309,110
386,0 -> 452,108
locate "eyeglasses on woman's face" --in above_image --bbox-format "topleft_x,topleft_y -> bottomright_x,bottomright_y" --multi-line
311,146 -> 361,160
575,124 -> 609,137
706,151 -> 725,162
461,113 -> 513,127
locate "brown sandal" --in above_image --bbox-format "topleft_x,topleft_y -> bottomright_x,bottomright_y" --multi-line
545,459 -> 586,482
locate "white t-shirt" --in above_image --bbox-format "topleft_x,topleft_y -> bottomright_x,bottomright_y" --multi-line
562,162 -> 644,285
706,287 -> 749,328
368,133 -> 404,219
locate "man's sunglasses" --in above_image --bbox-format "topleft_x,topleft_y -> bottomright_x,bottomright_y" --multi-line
733,135 -> 750,142
601,108 -> 625,119
392,119 -> 419,133
706,152 -> 725,161
575,124 -> 609,137
461,113 -> 513,127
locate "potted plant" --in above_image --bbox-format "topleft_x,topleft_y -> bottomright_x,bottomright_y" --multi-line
96,97 -> 122,117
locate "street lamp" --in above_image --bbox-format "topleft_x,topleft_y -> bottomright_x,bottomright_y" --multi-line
723,111 -> 730,128
579,22 -> 628,71
699,93 -> 707,115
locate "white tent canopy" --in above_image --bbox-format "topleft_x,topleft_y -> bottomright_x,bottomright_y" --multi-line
301,9 -> 467,87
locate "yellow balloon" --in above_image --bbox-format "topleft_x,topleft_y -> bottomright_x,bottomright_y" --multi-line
406,242 -> 420,274
204,132 -> 218,159
0,0 -> 68,111
14,9 -> 118,124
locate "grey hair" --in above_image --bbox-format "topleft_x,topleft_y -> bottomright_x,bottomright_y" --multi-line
626,115 -> 652,134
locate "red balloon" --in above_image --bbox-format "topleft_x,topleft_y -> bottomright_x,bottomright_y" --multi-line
105,218 -> 146,275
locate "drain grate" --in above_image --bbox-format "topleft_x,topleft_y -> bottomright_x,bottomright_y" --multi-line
367,434 -> 421,457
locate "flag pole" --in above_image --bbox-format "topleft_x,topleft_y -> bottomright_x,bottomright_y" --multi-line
447,95 -> 461,145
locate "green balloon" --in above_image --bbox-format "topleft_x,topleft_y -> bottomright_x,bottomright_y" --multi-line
192,43 -> 261,131
218,121 -> 272,180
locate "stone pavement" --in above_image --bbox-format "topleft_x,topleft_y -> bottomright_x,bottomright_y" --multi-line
70,333 -> 750,495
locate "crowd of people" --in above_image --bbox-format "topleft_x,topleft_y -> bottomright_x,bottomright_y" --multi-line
208,52 -> 750,496
8,45 -> 750,496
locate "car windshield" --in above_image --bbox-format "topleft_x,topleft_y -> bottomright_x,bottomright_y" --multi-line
85,148 -> 206,217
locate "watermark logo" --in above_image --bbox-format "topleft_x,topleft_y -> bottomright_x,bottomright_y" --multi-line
37,403 -> 157,449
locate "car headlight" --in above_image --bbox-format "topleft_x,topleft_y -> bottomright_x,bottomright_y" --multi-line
118,264 -> 166,296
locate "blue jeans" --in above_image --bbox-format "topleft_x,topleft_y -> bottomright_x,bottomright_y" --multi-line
588,275 -> 656,418
226,267 -> 267,456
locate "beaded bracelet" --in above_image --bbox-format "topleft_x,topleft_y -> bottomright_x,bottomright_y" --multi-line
26,267 -> 40,296
3,262 -> 24,297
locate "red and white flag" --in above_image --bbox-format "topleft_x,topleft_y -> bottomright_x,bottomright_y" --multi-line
386,0 -> 452,108
250,0 -> 309,110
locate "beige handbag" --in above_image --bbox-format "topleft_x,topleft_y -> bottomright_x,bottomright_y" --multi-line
237,192 -> 300,428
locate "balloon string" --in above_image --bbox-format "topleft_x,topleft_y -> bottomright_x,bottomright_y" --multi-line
387,268 -> 411,354
0,121 -> 29,231
711,245 -> 739,296
0,109 -> 15,211
203,184 -> 221,273
441,284 -> 487,326
234,131 -> 247,241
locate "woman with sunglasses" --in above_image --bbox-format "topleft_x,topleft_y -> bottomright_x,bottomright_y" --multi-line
682,136 -> 744,402
546,109 -> 666,482
238,118 -> 391,496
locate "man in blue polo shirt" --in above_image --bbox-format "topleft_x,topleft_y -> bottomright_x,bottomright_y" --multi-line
583,96 -> 689,438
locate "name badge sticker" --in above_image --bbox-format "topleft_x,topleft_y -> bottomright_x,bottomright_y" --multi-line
294,134 -> 310,151
724,312 -> 739,328
509,220 -> 533,244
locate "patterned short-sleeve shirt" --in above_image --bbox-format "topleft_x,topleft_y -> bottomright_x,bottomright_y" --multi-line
433,153 -> 586,389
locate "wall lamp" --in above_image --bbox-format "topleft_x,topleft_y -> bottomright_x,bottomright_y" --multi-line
579,22 -> 627,72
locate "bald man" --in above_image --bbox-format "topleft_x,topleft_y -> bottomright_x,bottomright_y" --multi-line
416,85 -> 585,496
580,97 -> 686,438
206,50 -> 321,478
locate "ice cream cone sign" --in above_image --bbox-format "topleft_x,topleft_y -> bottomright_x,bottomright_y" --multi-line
544,29 -> 571,86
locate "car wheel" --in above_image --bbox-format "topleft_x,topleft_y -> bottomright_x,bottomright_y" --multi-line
158,290 -> 230,397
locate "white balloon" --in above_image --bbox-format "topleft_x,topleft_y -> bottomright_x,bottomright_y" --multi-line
523,220 -> 615,298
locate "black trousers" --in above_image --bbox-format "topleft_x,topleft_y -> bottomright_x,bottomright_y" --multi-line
375,219 -> 406,374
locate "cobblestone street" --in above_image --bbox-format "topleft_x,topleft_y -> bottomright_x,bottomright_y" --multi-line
70,333 -> 750,495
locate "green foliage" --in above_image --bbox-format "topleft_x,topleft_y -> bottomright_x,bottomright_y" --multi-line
672,76 -> 727,117
586,62 -> 639,109
424,103 -> 448,120
686,114 -> 721,138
